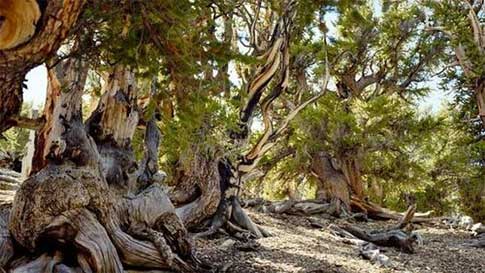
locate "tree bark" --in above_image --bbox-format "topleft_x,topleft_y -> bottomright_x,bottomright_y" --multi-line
172,152 -> 223,229
0,0 -> 85,133
340,156 -> 364,199
311,152 -> 351,215
170,1 -> 298,238
475,80 -> 485,126
4,60 -> 206,272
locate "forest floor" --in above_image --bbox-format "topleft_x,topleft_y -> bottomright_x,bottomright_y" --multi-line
195,209 -> 485,273
1,190 -> 483,273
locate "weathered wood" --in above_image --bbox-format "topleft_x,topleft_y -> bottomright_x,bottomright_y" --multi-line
311,152 -> 351,214
0,0 -> 41,50
31,58 -> 90,173
107,186 -> 204,272
340,223 -> 418,253
0,0 -> 85,133
393,204 -> 416,230
350,196 -> 434,223
21,110 -> 39,178
137,82 -> 162,191
230,197 -> 263,238
46,209 -> 124,273
7,115 -> 44,130
11,252 -> 62,273
260,199 -> 338,216
86,65 -> 139,147
172,2 -> 307,239
174,153 -> 222,229
85,65 -> 140,196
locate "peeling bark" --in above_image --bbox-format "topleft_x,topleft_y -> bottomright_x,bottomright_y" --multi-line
31,58 -> 90,174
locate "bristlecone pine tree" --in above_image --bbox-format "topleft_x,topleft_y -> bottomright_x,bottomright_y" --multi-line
0,1 -> 206,272
0,0 -> 328,271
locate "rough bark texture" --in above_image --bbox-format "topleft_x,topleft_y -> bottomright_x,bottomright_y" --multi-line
173,153 -> 222,229
311,152 -> 351,215
0,203 -> 13,269
0,0 -> 85,133
4,60 -> 206,272
340,156 -> 364,199
85,65 -> 140,196
31,58 -> 89,174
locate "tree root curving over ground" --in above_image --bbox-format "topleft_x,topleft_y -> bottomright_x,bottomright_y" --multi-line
1,60 -> 209,273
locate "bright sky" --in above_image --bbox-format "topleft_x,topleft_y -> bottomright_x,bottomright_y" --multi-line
24,65 -> 47,109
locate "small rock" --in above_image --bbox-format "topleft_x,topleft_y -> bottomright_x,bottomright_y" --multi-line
219,239 -> 236,250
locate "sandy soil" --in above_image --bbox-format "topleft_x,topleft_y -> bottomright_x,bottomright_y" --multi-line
196,210 -> 485,273
1,184 -> 483,273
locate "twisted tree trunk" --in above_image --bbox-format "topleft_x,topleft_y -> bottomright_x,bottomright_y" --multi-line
170,1 -> 303,239
3,60 -> 206,272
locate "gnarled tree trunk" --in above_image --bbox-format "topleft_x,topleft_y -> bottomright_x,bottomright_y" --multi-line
169,1 -> 303,239
3,60 -> 206,273
311,151 -> 351,215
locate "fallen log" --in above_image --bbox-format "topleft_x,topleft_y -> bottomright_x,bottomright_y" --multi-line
340,224 -> 419,253
329,205 -> 422,254
327,224 -> 390,267
256,199 -> 339,216
350,196 -> 435,223
465,233 -> 485,248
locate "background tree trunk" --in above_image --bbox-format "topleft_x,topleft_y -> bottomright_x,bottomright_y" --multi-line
311,151 -> 351,215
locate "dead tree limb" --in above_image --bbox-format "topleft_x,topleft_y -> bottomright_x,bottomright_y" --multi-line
339,222 -> 420,254
351,196 -> 434,223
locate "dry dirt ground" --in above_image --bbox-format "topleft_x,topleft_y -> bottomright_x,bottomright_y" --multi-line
195,209 -> 485,273
1,189 -> 483,273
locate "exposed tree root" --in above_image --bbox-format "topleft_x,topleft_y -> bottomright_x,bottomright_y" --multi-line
340,224 -> 419,253
171,155 -> 271,240
4,165 -> 207,272
244,196 -> 435,224
192,196 -> 271,240
47,209 -> 124,272
10,252 -> 63,273
467,234 -> 485,248
2,61 -> 208,273
230,197 -> 268,238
